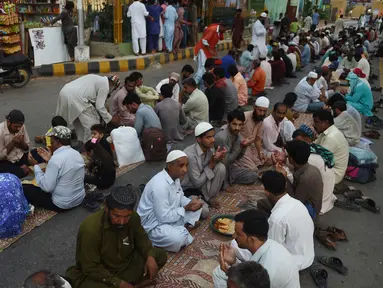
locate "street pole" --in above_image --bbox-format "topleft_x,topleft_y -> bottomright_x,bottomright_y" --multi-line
77,0 -> 84,46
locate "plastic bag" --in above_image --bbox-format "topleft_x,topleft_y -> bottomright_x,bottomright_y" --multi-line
111,126 -> 145,167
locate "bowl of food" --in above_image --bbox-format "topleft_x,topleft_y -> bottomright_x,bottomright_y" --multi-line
210,214 -> 235,237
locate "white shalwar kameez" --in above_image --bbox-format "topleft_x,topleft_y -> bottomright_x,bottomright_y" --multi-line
137,169 -> 202,252
55,74 -> 112,143
127,1 -> 149,54
251,20 -> 267,59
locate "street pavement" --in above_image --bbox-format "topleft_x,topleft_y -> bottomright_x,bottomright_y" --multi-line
1,31 -> 383,288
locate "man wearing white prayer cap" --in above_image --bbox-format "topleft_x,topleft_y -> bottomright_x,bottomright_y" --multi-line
182,122 -> 227,208
251,10 -> 268,59
137,149 -> 208,252
293,71 -> 327,113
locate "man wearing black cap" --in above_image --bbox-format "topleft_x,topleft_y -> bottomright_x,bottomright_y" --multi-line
212,209 -> 299,288
66,185 -> 167,288
0,110 -> 30,178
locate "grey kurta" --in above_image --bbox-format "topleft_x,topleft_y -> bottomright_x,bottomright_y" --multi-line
222,79 -> 239,120
215,127 -> 258,185
154,98 -> 186,142
181,143 -> 226,201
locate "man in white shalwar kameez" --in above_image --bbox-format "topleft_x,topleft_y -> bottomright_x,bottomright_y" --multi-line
137,150 -> 206,253
334,15 -> 345,40
251,12 -> 268,59
303,15 -> 312,32
127,0 -> 150,55
55,74 -> 120,143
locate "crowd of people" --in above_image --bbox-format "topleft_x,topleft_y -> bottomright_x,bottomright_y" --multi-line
1,9 -> 381,288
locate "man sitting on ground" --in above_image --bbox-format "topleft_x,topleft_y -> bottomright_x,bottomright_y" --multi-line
24,270 -> 72,288
194,58 -> 216,91
182,122 -> 226,208
215,110 -> 258,187
220,50 -> 237,78
66,186 -> 167,287
130,72 -> 159,104
226,262 -> 270,288
233,97 -> 270,174
283,92 -> 299,122
293,72 -> 327,112
268,50 -> 286,86
214,67 -> 238,121
123,92 -> 162,137
228,64 -> 248,107
154,84 -> 186,142
239,44 -> 255,73
326,93 -> 361,130
112,76 -> 136,127
0,110 -> 30,178
313,109 -> 349,184
203,72 -> 225,124
292,127 -> 336,215
279,140 -> 324,219
24,126 -> 85,212
137,150 -> 206,252
247,59 -> 266,98
181,64 -> 194,80
213,209 -> 300,287
332,101 -> 361,146
261,171 -> 315,271
260,53 -> 272,88
182,78 -> 209,130
156,72 -> 181,102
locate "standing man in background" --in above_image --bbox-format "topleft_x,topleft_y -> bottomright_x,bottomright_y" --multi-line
312,9 -> 320,31
164,0 -> 178,53
146,0 -> 162,54
232,9 -> 245,50
251,12 -> 267,59
127,0 -> 151,56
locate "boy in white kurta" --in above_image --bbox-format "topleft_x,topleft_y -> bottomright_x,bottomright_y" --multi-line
137,150 -> 205,252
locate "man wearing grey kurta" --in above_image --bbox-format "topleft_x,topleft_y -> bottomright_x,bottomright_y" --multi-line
182,122 -> 226,205
213,67 -> 238,120
154,83 -> 186,142
215,110 -> 258,186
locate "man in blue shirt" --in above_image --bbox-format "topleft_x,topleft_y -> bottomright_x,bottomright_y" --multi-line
312,9 -> 320,30
220,50 -> 237,78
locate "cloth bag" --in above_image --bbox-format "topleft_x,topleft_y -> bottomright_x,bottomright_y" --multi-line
111,126 -> 145,167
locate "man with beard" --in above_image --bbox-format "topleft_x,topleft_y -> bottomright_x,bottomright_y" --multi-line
66,185 -> 167,288
137,150 -> 206,252
231,97 -> 270,174
112,76 -> 136,127
182,122 -> 226,208
215,110 -> 258,187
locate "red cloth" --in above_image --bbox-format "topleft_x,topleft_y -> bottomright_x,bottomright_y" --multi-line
269,59 -> 286,84
194,24 -> 224,58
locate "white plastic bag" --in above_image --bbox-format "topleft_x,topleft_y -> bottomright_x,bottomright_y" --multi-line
111,126 -> 145,167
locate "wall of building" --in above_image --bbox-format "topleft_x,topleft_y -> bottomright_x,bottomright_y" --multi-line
331,0 -> 347,15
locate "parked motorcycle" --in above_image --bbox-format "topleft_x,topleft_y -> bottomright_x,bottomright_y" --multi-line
0,54 -> 32,88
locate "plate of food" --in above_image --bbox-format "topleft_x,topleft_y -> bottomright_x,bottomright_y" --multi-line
210,214 -> 235,237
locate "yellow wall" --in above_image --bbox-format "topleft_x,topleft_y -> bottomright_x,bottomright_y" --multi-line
351,5 -> 366,18
331,0 -> 347,14
372,1 -> 383,15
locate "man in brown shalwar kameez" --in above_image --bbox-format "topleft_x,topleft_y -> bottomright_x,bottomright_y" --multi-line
232,9 -> 245,50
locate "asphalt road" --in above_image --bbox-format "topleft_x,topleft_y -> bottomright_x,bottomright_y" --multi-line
1,25 -> 383,288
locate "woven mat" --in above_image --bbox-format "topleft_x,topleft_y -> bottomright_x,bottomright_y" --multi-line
294,112 -> 314,130
0,208 -> 57,252
116,160 -> 145,178
151,184 -> 265,288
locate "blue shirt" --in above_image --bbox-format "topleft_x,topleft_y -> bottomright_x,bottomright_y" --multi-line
220,55 -> 236,78
301,44 -> 311,66
134,103 -> 162,136
34,146 -> 85,209
146,4 -> 162,35
312,13 -> 319,25
164,5 -> 178,27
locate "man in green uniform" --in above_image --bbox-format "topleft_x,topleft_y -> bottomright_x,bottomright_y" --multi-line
66,185 -> 167,288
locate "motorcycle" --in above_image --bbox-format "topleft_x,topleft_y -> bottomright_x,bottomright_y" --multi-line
0,53 -> 32,88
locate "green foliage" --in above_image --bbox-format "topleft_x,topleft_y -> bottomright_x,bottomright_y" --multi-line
87,4 -> 114,43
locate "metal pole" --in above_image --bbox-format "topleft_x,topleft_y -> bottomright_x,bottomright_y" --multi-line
77,0 -> 85,46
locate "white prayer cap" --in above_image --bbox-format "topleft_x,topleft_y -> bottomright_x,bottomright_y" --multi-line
255,96 -> 270,108
307,71 -> 318,79
166,150 -> 188,163
195,122 -> 214,137
260,12 -> 267,17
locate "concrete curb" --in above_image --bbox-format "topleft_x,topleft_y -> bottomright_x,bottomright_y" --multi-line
36,39 -> 251,77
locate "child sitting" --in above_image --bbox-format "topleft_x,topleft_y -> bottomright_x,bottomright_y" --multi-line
90,124 -> 113,156
84,139 -> 116,189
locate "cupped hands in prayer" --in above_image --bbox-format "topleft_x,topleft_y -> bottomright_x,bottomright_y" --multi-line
184,197 -> 203,212
37,147 -> 52,162
219,243 -> 236,273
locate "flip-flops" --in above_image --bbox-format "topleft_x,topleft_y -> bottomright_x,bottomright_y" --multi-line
310,264 -> 328,288
355,198 -> 381,214
363,130 -> 381,140
87,191 -> 106,202
327,226 -> 348,242
344,189 -> 364,201
314,227 -> 337,250
334,199 -> 361,212
82,198 -> 100,212
317,256 -> 348,275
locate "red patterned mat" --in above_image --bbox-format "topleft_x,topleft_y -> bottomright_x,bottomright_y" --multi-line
294,112 -> 314,130
151,184 -> 265,288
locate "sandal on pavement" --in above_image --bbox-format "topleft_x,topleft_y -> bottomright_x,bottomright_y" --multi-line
310,264 -> 328,288
334,199 -> 361,212
326,226 -> 348,241
355,198 -> 381,214
363,130 -> 380,139
82,198 -> 100,212
344,189 -> 363,201
317,256 -> 348,275
314,227 -> 337,250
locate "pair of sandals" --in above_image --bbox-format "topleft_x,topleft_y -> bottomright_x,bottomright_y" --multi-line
315,226 -> 347,251
310,256 -> 348,288
363,130 -> 380,140
82,191 -> 106,212
335,189 -> 380,214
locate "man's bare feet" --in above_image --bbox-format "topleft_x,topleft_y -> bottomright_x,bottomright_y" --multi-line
209,199 -> 221,209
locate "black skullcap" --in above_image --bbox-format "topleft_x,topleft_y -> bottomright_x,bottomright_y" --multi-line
235,209 -> 269,239
106,185 -> 138,210
6,110 -> 25,124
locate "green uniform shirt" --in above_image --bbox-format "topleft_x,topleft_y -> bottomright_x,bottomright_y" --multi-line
67,209 -> 159,288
